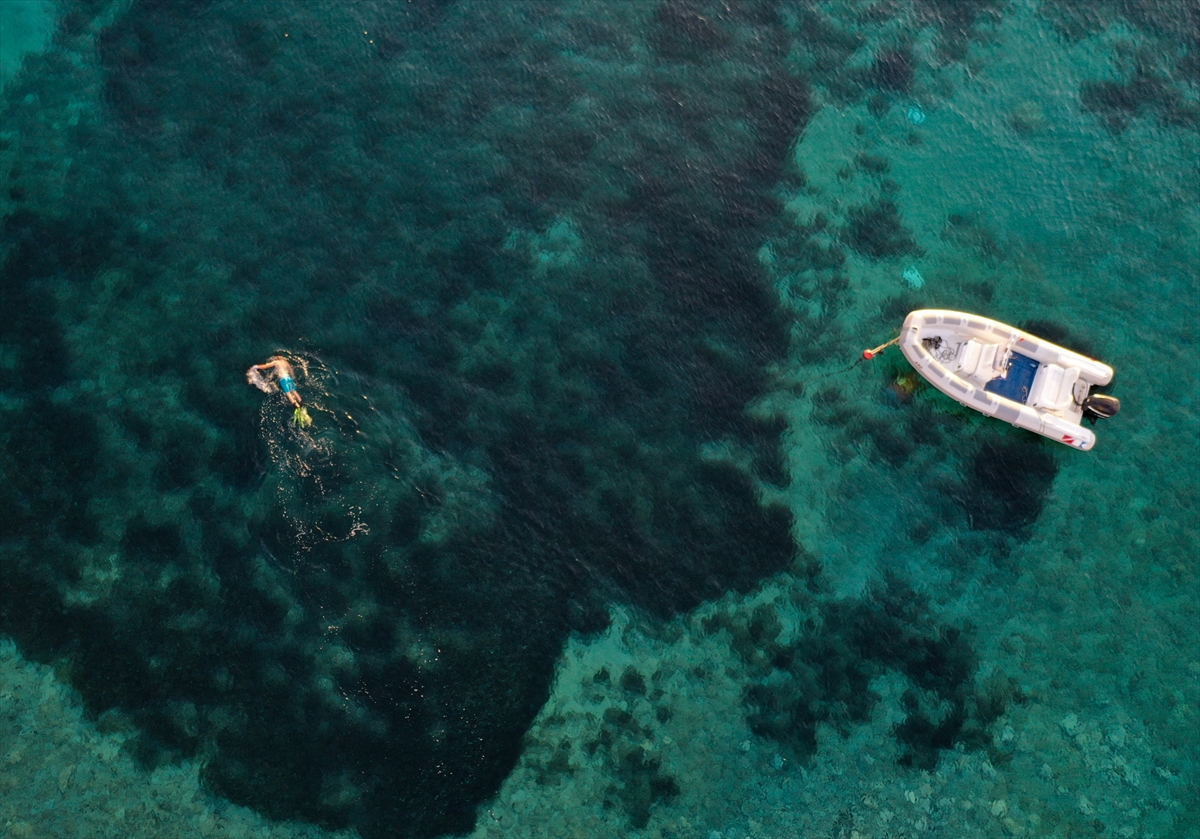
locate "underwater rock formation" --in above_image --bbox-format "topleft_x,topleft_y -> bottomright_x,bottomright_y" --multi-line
706,574 -> 1019,770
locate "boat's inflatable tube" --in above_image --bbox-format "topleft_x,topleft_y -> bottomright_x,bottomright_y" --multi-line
899,309 -> 1115,451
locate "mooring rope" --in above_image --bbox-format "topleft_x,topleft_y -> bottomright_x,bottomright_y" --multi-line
862,335 -> 900,360
810,334 -> 901,381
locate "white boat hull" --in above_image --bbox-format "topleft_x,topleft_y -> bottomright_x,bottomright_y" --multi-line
899,309 -> 1115,451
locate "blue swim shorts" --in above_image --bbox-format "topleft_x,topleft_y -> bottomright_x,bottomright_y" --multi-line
279,377 -> 296,394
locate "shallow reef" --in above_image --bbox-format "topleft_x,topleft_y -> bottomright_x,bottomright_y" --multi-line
704,573 -> 1021,770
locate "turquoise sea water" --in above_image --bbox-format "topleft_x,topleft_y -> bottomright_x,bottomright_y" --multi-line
1,1 -> 1196,837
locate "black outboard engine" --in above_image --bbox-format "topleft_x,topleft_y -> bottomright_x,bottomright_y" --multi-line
1082,393 -> 1121,420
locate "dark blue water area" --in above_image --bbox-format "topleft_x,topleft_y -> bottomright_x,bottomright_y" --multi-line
2,0 -> 1197,837
1,1 -> 808,836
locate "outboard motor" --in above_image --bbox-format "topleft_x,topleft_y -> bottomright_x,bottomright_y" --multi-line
1082,393 -> 1121,420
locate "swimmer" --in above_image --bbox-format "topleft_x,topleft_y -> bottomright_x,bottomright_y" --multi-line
249,355 -> 312,427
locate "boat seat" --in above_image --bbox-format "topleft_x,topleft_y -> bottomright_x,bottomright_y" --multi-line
1028,363 -> 1081,411
955,340 -> 1000,379
977,343 -> 999,375
955,340 -> 981,373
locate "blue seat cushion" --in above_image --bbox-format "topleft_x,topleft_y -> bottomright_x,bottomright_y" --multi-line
985,352 -> 1039,404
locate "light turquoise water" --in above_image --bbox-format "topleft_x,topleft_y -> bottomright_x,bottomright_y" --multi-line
0,0 -> 54,86
1,2 -> 1196,838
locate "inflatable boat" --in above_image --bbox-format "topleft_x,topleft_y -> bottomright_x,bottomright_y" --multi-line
895,309 -> 1120,450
